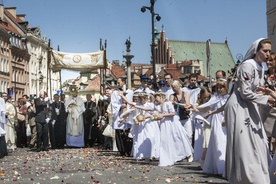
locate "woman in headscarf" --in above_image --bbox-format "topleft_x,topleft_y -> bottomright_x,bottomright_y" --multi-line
259,52 -> 276,153
224,38 -> 273,184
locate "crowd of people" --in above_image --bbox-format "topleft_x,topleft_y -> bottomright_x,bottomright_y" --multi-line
1,38 -> 276,183
0,86 -> 112,153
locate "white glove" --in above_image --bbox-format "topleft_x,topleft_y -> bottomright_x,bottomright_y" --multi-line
45,118 -> 50,123
44,97 -> 49,102
52,120 -> 56,126
55,108 -> 60,115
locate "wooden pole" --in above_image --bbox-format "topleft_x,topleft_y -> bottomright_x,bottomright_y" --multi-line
57,45 -> 62,95
47,39 -> 52,98
103,40 -> 107,92
206,39 -> 211,88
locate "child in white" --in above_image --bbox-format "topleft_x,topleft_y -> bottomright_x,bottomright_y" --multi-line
190,87 -> 212,166
154,92 -> 193,166
119,92 -> 160,160
133,92 -> 160,160
202,79 -> 229,175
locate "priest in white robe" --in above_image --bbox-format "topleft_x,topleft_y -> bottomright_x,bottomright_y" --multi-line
65,85 -> 85,148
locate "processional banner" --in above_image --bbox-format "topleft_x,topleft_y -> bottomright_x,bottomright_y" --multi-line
51,50 -> 104,72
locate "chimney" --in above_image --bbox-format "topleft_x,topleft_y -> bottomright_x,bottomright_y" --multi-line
0,4 -> 4,21
17,14 -> 26,21
5,7 -> 17,18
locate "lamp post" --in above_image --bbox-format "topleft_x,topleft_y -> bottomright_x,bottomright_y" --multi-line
36,70 -> 43,94
14,59 -> 22,101
36,70 -> 38,96
36,55 -> 43,95
14,63 -> 17,101
38,70 -> 44,89
236,53 -> 243,64
141,0 -> 161,91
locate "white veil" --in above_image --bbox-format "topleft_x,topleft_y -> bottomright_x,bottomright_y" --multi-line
243,38 -> 265,61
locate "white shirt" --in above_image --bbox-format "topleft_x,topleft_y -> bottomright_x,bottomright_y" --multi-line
182,86 -> 201,105
160,86 -> 174,100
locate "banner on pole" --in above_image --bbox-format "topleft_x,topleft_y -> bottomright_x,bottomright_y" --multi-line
51,50 -> 104,72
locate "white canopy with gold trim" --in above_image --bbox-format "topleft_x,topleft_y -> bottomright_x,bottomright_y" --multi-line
51,50 -> 104,72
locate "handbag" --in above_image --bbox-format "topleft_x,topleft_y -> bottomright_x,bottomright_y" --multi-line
102,124 -> 114,138
26,124 -> 31,137
17,113 -> 25,121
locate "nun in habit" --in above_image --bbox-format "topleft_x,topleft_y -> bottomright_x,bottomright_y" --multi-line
224,38 -> 273,184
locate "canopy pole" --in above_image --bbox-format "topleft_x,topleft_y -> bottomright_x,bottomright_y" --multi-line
47,39 -> 52,98
57,45 -> 62,95
206,39 -> 211,88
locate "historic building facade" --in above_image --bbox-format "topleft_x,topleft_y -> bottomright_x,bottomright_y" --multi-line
267,0 -> 276,51
154,30 -> 235,81
0,5 -> 60,100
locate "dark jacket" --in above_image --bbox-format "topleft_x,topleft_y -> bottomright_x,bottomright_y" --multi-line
84,101 -> 97,124
50,101 -> 66,122
34,98 -> 47,123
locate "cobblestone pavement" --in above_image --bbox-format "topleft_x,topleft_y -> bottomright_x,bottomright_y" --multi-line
0,147 -> 229,184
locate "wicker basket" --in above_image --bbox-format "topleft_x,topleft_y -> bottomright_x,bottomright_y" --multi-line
136,114 -> 145,122
151,114 -> 158,121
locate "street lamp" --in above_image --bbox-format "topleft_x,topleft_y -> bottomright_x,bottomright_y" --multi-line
14,65 -> 17,101
236,53 -> 243,64
141,0 -> 161,91
38,71 -> 44,85
34,70 -> 44,93
14,58 -> 22,101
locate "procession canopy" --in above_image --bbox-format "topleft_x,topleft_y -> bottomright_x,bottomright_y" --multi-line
51,50 -> 104,72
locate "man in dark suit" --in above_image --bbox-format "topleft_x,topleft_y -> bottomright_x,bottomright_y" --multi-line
49,94 -> 67,149
83,94 -> 97,147
34,91 -> 49,152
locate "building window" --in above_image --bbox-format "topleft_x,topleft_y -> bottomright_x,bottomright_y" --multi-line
184,66 -> 192,74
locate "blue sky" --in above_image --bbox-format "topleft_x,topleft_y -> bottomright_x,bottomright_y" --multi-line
3,0 -> 267,82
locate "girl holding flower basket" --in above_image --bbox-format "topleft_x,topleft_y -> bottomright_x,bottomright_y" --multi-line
154,91 -> 193,166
